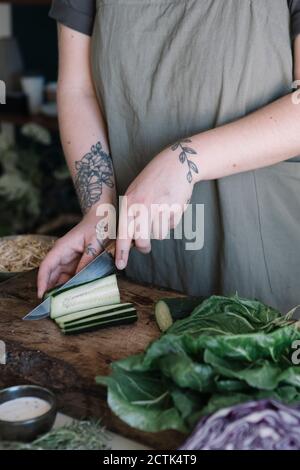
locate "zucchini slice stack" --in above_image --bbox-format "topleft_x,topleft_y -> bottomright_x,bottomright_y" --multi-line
47,274 -> 137,335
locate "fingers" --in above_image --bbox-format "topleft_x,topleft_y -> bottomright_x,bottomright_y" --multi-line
116,201 -> 183,269
57,272 -> 72,286
37,218 -> 110,297
75,238 -> 104,274
37,247 -> 64,299
115,198 -> 134,270
38,240 -> 99,297
134,207 -> 152,254
37,258 -> 52,299
115,234 -> 132,270
134,238 -> 152,254
151,210 -> 170,240
37,238 -> 81,298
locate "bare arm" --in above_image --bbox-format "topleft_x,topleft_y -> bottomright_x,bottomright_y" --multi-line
37,25 -> 115,297
116,89 -> 300,268
189,91 -> 300,182
179,36 -> 300,182
57,24 -> 116,213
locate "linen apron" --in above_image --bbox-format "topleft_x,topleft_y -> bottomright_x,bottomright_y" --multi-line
91,0 -> 300,313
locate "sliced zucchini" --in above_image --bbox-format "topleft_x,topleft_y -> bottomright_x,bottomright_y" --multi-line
50,274 -> 120,319
155,297 -> 204,332
43,284 -> 64,300
61,310 -> 136,330
55,303 -> 133,325
61,313 -> 137,335
45,277 -> 99,300
57,306 -> 136,328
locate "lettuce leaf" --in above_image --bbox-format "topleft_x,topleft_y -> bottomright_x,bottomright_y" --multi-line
96,295 -> 300,433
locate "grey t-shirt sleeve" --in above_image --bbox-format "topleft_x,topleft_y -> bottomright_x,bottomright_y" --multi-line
289,0 -> 300,38
49,0 -> 96,36
49,0 -> 300,39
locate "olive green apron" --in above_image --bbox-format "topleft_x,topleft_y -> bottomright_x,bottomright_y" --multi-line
91,0 -> 299,312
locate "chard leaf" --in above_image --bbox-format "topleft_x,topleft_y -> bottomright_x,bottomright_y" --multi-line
215,379 -> 251,393
98,368 -> 187,433
170,387 -> 205,421
278,367 -> 300,388
200,325 -> 300,362
204,350 -> 283,390
97,294 -> 300,433
200,386 -> 300,417
159,354 -> 215,392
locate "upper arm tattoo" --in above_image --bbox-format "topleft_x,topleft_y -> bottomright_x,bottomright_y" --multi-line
74,141 -> 114,213
171,139 -> 199,183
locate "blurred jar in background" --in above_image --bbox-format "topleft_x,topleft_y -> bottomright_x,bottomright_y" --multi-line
0,37 -> 23,92
21,75 -> 44,115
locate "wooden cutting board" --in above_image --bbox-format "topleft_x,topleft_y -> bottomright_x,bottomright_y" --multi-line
0,270 -> 185,449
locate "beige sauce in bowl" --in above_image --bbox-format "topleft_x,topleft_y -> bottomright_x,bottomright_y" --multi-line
0,397 -> 51,422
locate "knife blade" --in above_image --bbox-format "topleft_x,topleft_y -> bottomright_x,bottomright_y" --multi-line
23,248 -> 116,321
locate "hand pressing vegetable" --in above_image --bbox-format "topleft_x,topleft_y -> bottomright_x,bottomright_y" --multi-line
180,400 -> 300,450
37,209 -> 107,299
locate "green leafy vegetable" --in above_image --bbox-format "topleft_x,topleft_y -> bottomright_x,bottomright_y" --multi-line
97,370 -> 187,433
0,421 -> 110,450
97,295 -> 300,433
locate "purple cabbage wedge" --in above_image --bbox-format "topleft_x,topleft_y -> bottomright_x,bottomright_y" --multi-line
180,400 -> 300,450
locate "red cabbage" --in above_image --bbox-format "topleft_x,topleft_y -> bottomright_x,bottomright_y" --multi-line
180,400 -> 300,450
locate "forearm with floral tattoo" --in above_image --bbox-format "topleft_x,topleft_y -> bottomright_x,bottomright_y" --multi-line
74,141 -> 115,214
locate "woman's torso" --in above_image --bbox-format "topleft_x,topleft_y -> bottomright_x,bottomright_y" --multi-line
51,0 -> 300,311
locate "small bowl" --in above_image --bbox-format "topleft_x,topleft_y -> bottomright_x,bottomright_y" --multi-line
0,385 -> 57,442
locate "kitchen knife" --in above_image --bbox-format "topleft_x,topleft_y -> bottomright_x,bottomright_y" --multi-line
23,241 -> 116,321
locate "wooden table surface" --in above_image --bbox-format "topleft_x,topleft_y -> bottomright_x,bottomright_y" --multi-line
0,270 -> 185,449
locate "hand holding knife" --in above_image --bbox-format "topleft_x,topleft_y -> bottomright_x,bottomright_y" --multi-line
23,241 -> 116,321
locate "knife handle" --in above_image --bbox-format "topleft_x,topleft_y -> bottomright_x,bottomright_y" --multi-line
103,239 -> 116,258
103,239 -> 134,259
